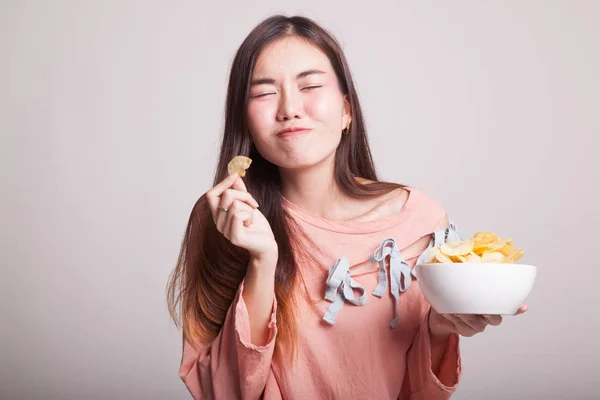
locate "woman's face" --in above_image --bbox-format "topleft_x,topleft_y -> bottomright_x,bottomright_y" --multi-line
247,36 -> 351,170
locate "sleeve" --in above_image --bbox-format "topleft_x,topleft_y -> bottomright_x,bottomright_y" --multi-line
401,203 -> 462,399
401,301 -> 462,399
179,280 -> 278,400
400,197 -> 462,400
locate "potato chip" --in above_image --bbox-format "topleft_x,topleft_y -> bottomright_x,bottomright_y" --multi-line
435,253 -> 453,263
425,230 -> 524,265
498,243 -> 518,257
440,239 -> 474,256
428,246 -> 453,263
474,232 -> 498,245
504,248 -> 524,263
427,247 -> 440,263
467,252 -> 482,263
473,232 -> 499,254
487,238 -> 514,251
227,156 -> 252,177
451,254 -> 469,263
481,251 -> 506,263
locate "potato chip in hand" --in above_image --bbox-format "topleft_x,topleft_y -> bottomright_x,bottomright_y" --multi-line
227,156 -> 252,177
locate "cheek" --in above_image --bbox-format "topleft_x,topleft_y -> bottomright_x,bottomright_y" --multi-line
247,101 -> 277,136
305,92 -> 343,125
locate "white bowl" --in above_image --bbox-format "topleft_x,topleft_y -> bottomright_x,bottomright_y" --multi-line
415,263 -> 537,315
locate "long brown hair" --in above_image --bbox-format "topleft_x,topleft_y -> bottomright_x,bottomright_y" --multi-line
167,14 -> 403,362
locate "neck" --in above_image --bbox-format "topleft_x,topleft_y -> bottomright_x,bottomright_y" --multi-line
279,158 -> 343,219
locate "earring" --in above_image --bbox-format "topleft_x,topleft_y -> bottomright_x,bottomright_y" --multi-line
342,121 -> 351,135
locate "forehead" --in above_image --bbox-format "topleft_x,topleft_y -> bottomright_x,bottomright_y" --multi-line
252,36 -> 333,77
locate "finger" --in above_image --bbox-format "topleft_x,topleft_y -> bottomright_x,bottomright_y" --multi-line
229,210 -> 253,247
514,304 -> 528,315
207,173 -> 239,199
438,314 -> 465,335
217,199 -> 245,239
481,314 -> 503,326
223,200 -> 240,239
216,203 -> 230,234
464,314 -> 488,332
243,208 -> 255,227
459,314 -> 488,333
223,200 -> 252,238
232,175 -> 248,193
206,173 -> 240,217
445,314 -> 479,337
220,189 -> 259,210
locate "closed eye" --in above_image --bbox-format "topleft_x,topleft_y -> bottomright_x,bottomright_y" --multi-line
252,92 -> 275,98
302,85 -> 322,91
252,85 -> 321,98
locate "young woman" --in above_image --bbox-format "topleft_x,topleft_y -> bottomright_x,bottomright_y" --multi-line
167,14 -> 526,400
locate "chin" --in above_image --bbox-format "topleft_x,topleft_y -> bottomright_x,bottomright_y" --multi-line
272,158 -> 318,170
277,154 -> 336,171
257,143 -> 337,170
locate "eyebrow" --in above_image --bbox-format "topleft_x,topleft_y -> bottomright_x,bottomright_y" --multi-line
250,69 -> 326,86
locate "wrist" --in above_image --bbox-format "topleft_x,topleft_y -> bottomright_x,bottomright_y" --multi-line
249,243 -> 278,268
428,309 -> 452,343
248,249 -> 278,278
245,254 -> 277,294
250,251 -> 278,269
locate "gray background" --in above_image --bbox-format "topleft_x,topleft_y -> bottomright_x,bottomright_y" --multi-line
1,1 -> 598,399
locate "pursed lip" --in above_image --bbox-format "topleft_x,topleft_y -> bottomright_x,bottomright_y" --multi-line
277,127 -> 311,137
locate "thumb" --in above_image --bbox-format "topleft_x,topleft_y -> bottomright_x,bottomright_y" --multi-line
231,175 -> 248,193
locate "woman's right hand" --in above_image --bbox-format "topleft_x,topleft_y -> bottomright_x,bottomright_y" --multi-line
205,173 -> 278,261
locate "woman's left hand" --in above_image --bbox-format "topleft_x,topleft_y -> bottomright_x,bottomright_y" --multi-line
428,305 -> 528,340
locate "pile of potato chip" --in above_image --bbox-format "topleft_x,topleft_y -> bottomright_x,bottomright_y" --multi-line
427,232 -> 524,264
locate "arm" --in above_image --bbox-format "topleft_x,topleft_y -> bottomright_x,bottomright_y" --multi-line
179,173 -> 281,399
243,252 -> 278,346
400,301 -> 461,399
179,255 -> 278,400
400,213 -> 462,399
427,213 -> 459,383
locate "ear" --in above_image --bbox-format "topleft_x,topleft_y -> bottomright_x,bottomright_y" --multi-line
342,95 -> 352,128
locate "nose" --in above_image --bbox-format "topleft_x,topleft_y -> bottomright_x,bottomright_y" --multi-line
276,88 -> 306,121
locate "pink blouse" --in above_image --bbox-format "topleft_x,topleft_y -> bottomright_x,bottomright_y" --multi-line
179,187 -> 462,399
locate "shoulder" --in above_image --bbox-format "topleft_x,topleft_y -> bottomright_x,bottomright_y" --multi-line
403,186 -> 449,231
372,185 -> 451,256
354,178 -> 450,230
